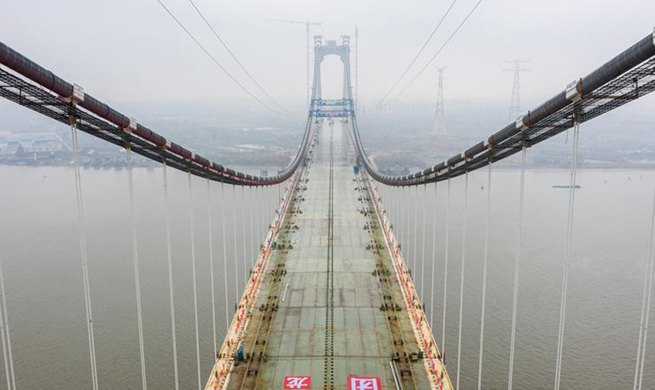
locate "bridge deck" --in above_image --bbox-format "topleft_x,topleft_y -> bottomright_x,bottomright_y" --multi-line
214,121 -> 450,389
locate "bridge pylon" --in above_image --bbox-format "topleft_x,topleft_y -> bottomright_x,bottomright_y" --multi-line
309,35 -> 355,118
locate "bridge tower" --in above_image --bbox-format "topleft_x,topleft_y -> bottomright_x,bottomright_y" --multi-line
310,35 -> 355,118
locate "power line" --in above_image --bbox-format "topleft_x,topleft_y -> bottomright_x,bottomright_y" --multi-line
375,0 -> 459,108
266,19 -> 322,110
381,0 -> 484,107
153,0 -> 287,116
185,0 -> 289,114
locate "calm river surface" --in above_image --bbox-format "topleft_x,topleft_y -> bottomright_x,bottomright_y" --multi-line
0,165 -> 654,389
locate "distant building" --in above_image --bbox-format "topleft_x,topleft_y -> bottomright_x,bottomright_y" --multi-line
0,133 -> 64,155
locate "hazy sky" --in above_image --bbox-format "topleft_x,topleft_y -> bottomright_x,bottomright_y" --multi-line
2,0 -> 655,111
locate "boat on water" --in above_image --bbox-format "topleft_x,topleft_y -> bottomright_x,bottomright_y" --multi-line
552,184 -> 581,189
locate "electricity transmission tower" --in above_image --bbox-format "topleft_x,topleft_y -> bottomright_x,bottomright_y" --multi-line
504,59 -> 530,120
434,67 -> 447,136
432,67 -> 449,157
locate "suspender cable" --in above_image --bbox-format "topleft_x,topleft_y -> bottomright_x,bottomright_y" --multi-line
404,187 -> 409,255
554,119 -> 580,390
162,162 -> 180,390
264,186 -> 268,237
413,186 -> 419,277
386,186 -> 392,229
634,172 -> 655,390
273,186 -> 276,224
400,187 -> 405,252
241,186 -> 247,283
455,170 -> 469,390
477,162 -> 492,390
249,186 -> 255,270
395,187 -> 399,249
421,184 -> 427,298
508,145 -> 527,390
0,272 -> 9,390
127,146 -> 147,390
70,116 -> 99,390
384,188 -> 390,226
255,187 -> 260,250
442,178 -> 451,351
206,178 -> 217,357
221,184 -> 230,332
636,204 -> 655,390
393,187 -> 398,235
187,171 -> 202,390
430,182 -> 438,327
395,187 -> 401,242
232,185 -> 240,304
257,187 -> 263,256
0,260 -> 14,390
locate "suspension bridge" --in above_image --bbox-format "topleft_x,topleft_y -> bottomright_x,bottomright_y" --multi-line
0,27 -> 654,390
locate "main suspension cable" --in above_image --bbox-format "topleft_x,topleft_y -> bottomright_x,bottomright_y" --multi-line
162,162 -> 180,390
508,145 -> 527,390
127,146 -> 148,390
382,0 -> 484,105
153,0 -> 287,117
374,0 -> 459,107
184,0 -> 289,114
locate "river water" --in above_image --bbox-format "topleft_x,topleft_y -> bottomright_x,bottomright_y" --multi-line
0,165 -> 654,389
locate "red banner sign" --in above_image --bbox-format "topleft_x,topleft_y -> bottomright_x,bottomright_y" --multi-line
347,376 -> 381,390
283,375 -> 311,389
